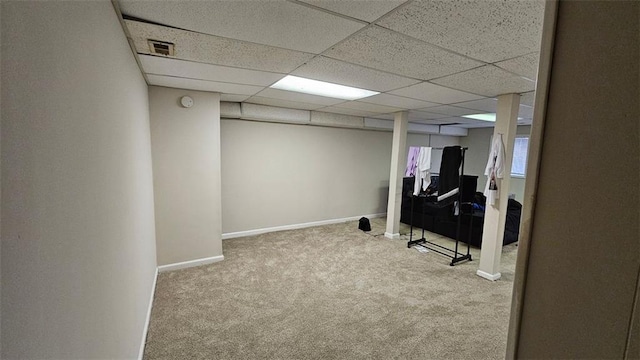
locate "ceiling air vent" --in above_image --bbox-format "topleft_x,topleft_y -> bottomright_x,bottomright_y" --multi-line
148,40 -> 174,56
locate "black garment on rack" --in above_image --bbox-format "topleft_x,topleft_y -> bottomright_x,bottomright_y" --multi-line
407,146 -> 472,266
438,146 -> 462,195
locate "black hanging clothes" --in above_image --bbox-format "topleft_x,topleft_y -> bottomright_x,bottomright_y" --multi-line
438,146 -> 462,195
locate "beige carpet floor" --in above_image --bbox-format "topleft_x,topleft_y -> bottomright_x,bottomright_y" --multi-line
144,217 -> 518,359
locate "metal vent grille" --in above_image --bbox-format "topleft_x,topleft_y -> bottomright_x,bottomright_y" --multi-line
148,40 -> 174,56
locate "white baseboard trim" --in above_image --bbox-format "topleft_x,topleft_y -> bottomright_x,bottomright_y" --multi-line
221,213 -> 387,240
477,269 -> 502,281
157,255 -> 225,273
384,232 -> 400,239
138,267 -> 158,360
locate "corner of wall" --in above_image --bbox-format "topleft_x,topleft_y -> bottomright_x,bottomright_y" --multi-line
149,87 -> 223,267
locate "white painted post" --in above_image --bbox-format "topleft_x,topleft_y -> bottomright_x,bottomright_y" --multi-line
385,111 -> 409,239
477,93 -> 520,281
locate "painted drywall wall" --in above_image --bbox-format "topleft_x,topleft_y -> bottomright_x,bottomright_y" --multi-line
220,120 -> 388,233
220,120 -> 460,234
0,3 -> 3,354
460,125 -> 531,202
516,1 -> 639,357
149,86 -> 222,266
1,2 -> 157,358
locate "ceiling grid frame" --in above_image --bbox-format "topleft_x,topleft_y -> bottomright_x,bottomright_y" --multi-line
117,0 -> 544,128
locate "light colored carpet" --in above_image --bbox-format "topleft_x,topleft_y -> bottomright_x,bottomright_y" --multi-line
144,217 -> 518,359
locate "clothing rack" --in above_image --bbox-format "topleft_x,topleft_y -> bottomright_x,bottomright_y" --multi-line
407,147 -> 473,266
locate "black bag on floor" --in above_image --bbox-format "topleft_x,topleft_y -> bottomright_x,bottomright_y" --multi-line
358,217 -> 371,232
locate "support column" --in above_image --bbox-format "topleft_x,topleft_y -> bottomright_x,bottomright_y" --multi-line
477,93 -> 520,281
385,111 -> 409,239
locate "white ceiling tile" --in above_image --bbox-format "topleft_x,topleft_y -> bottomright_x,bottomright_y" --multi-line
244,96 -> 326,111
452,98 -> 497,112
335,101 -> 403,114
408,110 -> 449,121
120,1 -> 364,54
519,104 -> 534,118
324,26 -> 483,80
358,93 -> 439,109
420,105 -> 480,116
456,122 -> 496,129
376,0 -> 545,63
299,0 -> 407,22
432,65 -> 536,97
147,75 -> 264,95
451,98 -> 533,119
369,113 -> 394,120
520,91 -> 536,107
254,88 -> 346,106
437,120 -> 469,126
221,94 -> 251,102
291,56 -> 420,92
316,106 -> 379,117
495,52 -> 540,81
122,2 -> 545,117
408,118 -> 444,125
125,20 -> 313,73
140,55 -> 283,86
389,82 -> 484,103
415,119 -> 464,126
407,117 -> 431,124
432,116 -> 481,125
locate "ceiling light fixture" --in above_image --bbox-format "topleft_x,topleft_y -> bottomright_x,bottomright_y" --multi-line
462,113 -> 497,122
270,75 -> 379,100
462,113 -> 525,122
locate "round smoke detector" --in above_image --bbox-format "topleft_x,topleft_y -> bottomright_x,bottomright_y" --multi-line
180,96 -> 194,108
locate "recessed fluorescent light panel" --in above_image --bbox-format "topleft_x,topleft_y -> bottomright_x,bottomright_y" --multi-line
462,113 -> 525,122
270,75 -> 379,100
463,113 -> 496,122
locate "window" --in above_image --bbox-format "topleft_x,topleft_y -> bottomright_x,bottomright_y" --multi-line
511,137 -> 529,177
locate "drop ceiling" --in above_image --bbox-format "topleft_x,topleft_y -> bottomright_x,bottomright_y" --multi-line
117,0 -> 544,129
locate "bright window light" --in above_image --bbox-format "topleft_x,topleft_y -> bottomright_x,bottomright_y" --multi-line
511,137 -> 529,177
462,113 -> 496,122
270,75 -> 379,100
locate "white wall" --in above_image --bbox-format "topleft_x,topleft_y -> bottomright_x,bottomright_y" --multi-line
220,119 -> 461,234
221,120 -> 393,234
460,125 -> 531,202
1,2 -> 157,359
516,1 -> 638,357
0,3 -> 3,354
149,86 -> 222,266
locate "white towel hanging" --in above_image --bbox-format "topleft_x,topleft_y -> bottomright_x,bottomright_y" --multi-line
413,147 -> 432,196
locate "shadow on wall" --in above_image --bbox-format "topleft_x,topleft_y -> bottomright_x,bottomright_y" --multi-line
379,180 -> 390,213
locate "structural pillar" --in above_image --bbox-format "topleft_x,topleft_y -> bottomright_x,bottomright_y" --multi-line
385,111 -> 409,239
477,93 -> 520,281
